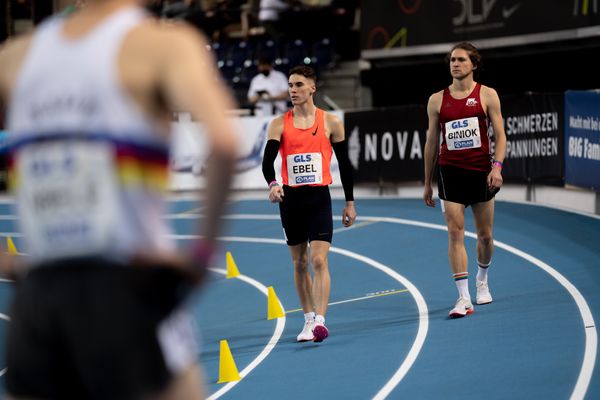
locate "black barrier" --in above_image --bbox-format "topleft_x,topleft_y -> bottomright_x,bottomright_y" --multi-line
501,93 -> 564,185
345,106 -> 427,183
362,1 -> 600,54
345,94 -> 565,185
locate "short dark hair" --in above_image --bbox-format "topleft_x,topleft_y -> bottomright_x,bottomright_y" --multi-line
258,57 -> 273,66
446,42 -> 482,68
288,65 -> 316,82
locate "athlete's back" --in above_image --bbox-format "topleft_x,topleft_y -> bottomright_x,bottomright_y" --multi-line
0,1 -> 238,398
0,0 -> 238,267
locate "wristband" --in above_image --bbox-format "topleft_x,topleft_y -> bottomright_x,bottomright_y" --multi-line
268,180 -> 279,188
189,240 -> 215,270
492,160 -> 503,169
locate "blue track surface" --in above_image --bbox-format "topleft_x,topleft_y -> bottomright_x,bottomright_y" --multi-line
1,198 -> 599,399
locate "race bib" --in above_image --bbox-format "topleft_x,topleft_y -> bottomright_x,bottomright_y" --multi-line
287,152 -> 322,185
444,117 -> 481,150
16,141 -> 120,259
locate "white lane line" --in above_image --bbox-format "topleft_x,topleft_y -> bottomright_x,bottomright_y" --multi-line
488,240 -> 596,400
358,215 -> 597,400
328,246 -> 428,400
2,207 -> 596,398
206,268 -> 286,400
285,289 -> 408,314
333,220 -> 378,234
174,213 -> 597,400
170,234 -> 429,400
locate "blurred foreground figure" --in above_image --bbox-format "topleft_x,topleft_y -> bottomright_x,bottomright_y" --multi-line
0,0 -> 238,398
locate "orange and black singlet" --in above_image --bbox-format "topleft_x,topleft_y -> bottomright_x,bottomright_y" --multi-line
280,108 -> 333,186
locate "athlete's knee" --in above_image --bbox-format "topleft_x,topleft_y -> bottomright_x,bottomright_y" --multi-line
293,255 -> 309,274
311,254 -> 328,272
447,226 -> 464,244
477,231 -> 493,247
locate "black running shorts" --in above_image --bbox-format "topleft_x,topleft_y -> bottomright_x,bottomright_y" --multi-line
6,258 -> 197,399
437,164 -> 499,207
279,185 -> 333,246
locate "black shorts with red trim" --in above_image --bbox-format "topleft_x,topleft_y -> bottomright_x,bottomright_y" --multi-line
437,164 -> 499,207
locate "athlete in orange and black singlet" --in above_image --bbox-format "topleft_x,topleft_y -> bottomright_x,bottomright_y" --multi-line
262,65 -> 356,343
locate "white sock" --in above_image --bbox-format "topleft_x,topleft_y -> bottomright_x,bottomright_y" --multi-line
304,312 -> 316,323
453,272 -> 470,300
315,314 -> 325,325
477,260 -> 491,283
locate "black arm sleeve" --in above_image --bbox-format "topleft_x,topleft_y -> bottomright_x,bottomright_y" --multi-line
262,139 -> 280,185
332,140 -> 354,201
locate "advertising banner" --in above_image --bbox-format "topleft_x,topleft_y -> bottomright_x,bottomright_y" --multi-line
564,91 -> 600,191
170,112 -> 343,191
344,106 -> 428,183
362,0 -> 600,56
501,93 -> 564,184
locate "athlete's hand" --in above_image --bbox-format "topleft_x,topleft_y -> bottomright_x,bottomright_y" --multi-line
268,185 -> 284,203
342,201 -> 356,227
487,167 -> 503,192
0,251 -> 24,281
423,185 -> 435,207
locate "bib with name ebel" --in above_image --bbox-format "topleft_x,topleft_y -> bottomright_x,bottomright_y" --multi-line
286,152 -> 323,185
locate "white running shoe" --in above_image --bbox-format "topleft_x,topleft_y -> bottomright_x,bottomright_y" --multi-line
296,320 -> 315,342
448,297 -> 474,318
476,280 -> 493,305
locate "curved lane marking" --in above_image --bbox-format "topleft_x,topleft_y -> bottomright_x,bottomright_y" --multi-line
170,234 -> 429,400
171,212 -> 597,400
0,203 -> 595,399
206,268 -> 286,400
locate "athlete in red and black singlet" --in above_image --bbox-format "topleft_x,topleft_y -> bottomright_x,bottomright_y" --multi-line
423,42 -> 507,319
438,83 -> 492,172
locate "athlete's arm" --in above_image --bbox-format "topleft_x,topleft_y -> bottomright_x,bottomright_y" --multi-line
159,24 -> 238,266
423,91 -> 442,207
0,35 -> 32,104
0,37 -> 31,278
328,113 -> 356,227
483,86 -> 506,190
262,116 -> 284,203
247,77 -> 261,104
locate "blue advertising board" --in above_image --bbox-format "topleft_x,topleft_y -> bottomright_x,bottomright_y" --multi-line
565,91 -> 600,191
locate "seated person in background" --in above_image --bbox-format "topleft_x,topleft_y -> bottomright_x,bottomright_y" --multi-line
248,57 -> 289,116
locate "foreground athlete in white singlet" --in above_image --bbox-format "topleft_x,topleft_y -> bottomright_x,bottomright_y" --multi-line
0,0 -> 238,398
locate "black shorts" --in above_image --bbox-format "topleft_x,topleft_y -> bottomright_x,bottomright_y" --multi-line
279,185 -> 333,246
6,258 -> 197,400
438,164 -> 499,207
